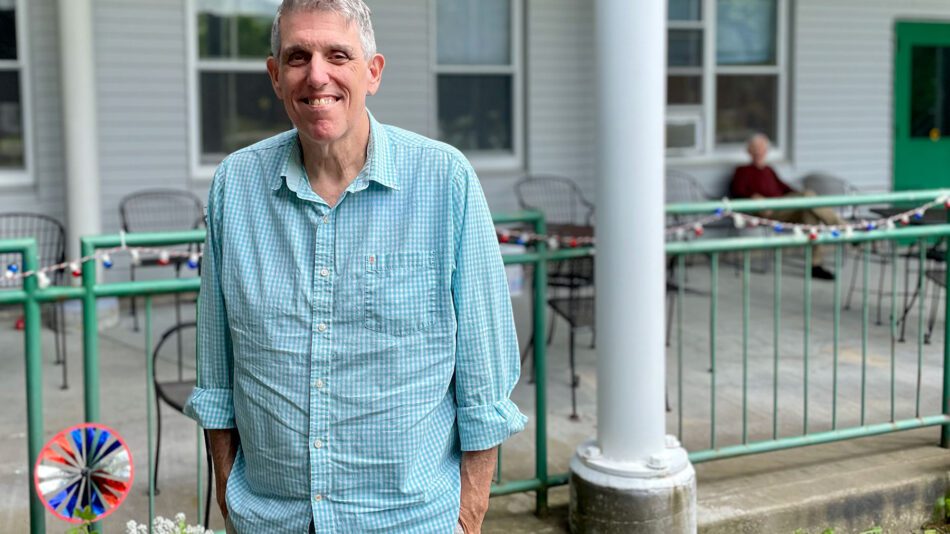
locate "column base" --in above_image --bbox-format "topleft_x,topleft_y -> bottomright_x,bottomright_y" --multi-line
569,438 -> 696,533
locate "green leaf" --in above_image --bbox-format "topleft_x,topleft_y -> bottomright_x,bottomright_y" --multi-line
821,529 -> 835,534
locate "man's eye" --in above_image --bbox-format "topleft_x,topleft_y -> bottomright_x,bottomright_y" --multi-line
330,53 -> 349,62
287,52 -> 307,65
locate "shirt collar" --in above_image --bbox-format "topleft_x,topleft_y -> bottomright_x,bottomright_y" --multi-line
271,110 -> 399,193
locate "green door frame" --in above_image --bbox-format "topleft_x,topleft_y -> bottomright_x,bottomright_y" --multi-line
894,21 -> 950,191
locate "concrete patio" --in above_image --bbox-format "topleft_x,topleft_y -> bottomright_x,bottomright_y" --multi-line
0,246 -> 949,532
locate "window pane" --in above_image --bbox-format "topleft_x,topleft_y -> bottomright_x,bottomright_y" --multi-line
438,75 -> 512,152
910,46 -> 950,138
716,74 -> 777,144
668,30 -> 703,67
717,0 -> 777,66
437,0 -> 510,65
668,75 -> 702,105
669,0 -> 701,21
0,70 -> 23,169
197,0 -> 278,59
0,1 -> 15,60
200,71 -> 289,164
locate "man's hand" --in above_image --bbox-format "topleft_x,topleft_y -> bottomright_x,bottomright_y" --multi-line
208,428 -> 241,520
458,447 -> 497,534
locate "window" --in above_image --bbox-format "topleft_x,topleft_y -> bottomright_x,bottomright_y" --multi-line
0,0 -> 30,183
189,0 -> 289,174
666,0 -> 787,158
434,0 -> 522,170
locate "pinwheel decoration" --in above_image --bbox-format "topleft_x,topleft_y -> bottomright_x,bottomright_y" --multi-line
34,423 -> 134,524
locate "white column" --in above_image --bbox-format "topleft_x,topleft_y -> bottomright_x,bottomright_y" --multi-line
595,0 -> 667,465
58,0 -> 101,259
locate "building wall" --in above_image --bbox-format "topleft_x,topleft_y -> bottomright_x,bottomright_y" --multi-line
0,0 -> 67,218
793,0 -> 950,193
94,0 -> 192,234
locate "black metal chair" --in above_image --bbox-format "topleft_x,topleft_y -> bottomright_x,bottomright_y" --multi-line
546,255 -> 594,421
119,189 -> 204,334
514,175 -> 595,350
152,320 -> 211,528
0,213 -> 69,389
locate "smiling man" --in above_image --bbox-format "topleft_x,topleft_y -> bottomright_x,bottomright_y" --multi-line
183,1 -> 526,533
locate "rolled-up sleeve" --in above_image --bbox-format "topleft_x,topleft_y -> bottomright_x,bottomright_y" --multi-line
184,164 -> 236,429
451,160 -> 528,452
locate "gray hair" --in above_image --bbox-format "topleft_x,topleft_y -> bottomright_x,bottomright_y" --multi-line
270,0 -> 377,60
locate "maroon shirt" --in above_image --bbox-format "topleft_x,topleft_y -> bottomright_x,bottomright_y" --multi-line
730,164 -> 793,198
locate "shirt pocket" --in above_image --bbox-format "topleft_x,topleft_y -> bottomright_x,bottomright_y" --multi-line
362,251 -> 437,337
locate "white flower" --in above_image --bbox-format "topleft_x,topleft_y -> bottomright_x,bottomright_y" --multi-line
126,520 -> 140,534
176,512 -> 187,524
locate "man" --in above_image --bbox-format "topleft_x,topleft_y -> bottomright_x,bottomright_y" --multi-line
183,1 -> 526,532
730,133 -> 843,280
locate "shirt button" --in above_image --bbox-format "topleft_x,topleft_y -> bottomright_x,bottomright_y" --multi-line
320,268 -> 330,277
322,215 -> 329,224
317,323 -> 327,332
314,494 -> 322,502
314,439 -> 324,449
314,379 -> 325,389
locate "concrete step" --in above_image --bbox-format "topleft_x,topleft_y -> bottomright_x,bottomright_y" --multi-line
697,428 -> 950,534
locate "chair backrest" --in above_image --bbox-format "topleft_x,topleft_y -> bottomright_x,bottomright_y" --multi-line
152,321 -> 198,410
0,213 -> 66,289
802,173 -> 861,219
802,173 -> 856,196
666,170 -> 711,204
514,175 -> 594,226
120,189 -> 205,233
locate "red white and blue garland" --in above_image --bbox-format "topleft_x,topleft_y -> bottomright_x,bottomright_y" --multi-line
4,196 -> 950,284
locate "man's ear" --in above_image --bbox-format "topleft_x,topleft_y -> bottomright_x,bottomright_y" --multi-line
266,56 -> 283,100
366,53 -> 386,96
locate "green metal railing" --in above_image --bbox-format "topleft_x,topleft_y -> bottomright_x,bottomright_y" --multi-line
7,213 -> 592,533
11,188 -> 950,532
668,188 -> 950,462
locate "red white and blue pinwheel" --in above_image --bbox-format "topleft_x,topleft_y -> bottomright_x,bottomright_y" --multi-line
34,423 -> 134,524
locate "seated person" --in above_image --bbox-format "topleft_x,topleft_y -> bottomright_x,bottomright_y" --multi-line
730,133 -> 843,280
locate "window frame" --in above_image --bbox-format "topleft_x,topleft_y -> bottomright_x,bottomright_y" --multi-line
666,0 -> 789,164
0,0 -> 34,187
429,0 -> 524,173
186,0 -> 279,180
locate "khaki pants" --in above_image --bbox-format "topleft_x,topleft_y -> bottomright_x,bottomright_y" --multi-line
768,190 -> 845,266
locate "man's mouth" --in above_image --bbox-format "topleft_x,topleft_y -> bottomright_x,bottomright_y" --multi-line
304,96 -> 340,106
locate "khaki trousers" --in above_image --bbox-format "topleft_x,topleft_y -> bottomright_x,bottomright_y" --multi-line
768,191 -> 845,266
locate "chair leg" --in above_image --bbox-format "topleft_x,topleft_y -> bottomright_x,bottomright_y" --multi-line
154,395 -> 162,495
51,304 -> 62,365
665,290 -> 675,348
546,312 -> 557,346
900,254 -> 920,343
204,430 -> 213,529
926,281 -> 942,344
844,247 -> 860,311
131,265 -> 139,332
569,328 -> 579,421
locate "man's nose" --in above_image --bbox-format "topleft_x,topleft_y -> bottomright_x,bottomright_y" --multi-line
308,58 -> 332,86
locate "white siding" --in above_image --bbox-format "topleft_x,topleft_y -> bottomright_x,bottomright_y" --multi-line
94,0 -> 192,233
525,0 -> 597,208
0,0 -> 67,218
365,0 -> 432,138
793,0 -> 950,192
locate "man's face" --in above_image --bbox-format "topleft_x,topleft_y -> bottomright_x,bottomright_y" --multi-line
266,10 -> 384,147
748,137 -> 769,165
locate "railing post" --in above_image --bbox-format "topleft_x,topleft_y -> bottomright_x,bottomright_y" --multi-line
533,214 -> 549,516
943,215 -> 950,447
81,237 -> 100,422
23,241 -> 46,534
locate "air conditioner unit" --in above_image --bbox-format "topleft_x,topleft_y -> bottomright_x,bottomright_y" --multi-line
666,114 -> 703,156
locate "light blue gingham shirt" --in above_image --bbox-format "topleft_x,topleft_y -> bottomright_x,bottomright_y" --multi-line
184,112 -> 526,533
